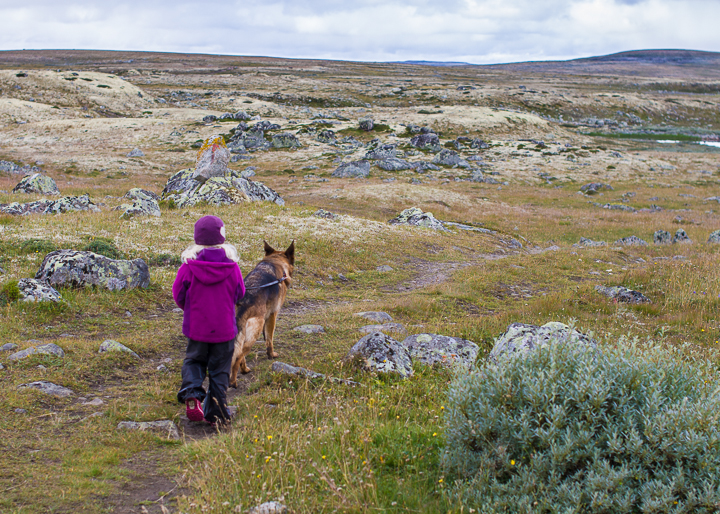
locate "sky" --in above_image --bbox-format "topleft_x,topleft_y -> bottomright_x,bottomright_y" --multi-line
0,0 -> 718,64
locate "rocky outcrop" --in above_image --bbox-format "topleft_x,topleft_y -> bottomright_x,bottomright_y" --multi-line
595,285 -> 650,304
161,169 -> 284,207
0,160 -> 40,175
124,188 -> 159,202
192,136 -> 230,183
401,333 -> 479,369
8,343 -> 65,361
17,278 -> 62,302
331,160 -> 370,178
488,322 -> 597,363
347,332 -> 413,378
364,143 -> 397,160
575,237 -> 607,247
377,158 -> 413,171
272,133 -> 301,149
12,173 -> 60,195
35,250 -> 150,291
388,207 -> 446,230
0,194 -> 99,216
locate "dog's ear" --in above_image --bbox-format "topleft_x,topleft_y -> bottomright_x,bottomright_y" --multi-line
284,240 -> 295,265
264,240 -> 276,256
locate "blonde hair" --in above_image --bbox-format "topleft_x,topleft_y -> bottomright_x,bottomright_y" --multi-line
181,243 -> 239,264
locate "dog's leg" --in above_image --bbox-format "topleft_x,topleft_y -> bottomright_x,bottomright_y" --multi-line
238,317 -> 264,373
229,334 -> 244,389
265,312 -> 279,359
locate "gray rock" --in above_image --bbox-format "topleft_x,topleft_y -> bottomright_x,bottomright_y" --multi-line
233,110 -> 251,120
401,333 -> 479,369
332,160 -> 370,178
161,169 -> 284,207
293,325 -> 325,334
364,144 -> 397,160
240,168 -> 256,179
673,229 -> 691,244
489,322 -> 597,363
347,332 -> 413,378
116,420 -> 179,440
313,209 -> 339,220
708,230 -> 720,243
1,343 -> 19,352
202,115 -> 217,123
595,285 -> 650,304
358,118 -> 374,131
388,207 -> 446,230
12,173 -> 60,195
8,343 -> 65,361
355,311 -> 393,323
192,136 -> 231,183
118,197 -> 161,219
15,408 -> 26,414
272,361 -> 323,379
35,250 -> 150,291
124,188 -> 159,202
317,130 -> 336,143
376,265 -> 393,272
0,194 -> 99,216
412,162 -> 440,173
575,237 -> 607,247
410,133 -> 440,149
126,148 -> 145,158
18,381 -> 73,397
469,169 -> 486,182
580,182 -> 613,195
470,138 -> 490,149
377,158 -> 412,171
17,278 -> 62,302
443,222 -> 494,234
99,339 -> 140,358
359,323 -> 406,335
432,149 -> 469,168
272,132 -> 301,149
614,236 -> 648,246
654,230 -> 672,244
247,501 -> 288,514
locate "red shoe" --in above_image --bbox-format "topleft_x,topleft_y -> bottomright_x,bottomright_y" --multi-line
186,398 -> 205,422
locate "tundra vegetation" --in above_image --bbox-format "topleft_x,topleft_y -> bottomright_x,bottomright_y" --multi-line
1,49 -> 720,513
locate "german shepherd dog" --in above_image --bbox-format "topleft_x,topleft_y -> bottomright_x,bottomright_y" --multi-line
230,241 -> 294,388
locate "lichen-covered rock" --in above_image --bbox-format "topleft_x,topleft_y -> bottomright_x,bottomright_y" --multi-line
313,208 -> 339,220
332,160 -> 370,178
654,230 -> 672,244
1,343 -> 18,352
347,332 -> 413,378
433,149 -> 470,168
359,323 -> 406,335
614,236 -> 648,246
8,343 -> 65,361
12,173 -> 60,195
0,194 -> 99,216
293,325 -> 325,334
364,143 -> 397,160
401,333 -> 479,369
388,207 -> 446,230
118,197 -> 161,219
317,129 -> 336,143
574,237 -> 607,247
413,161 -> 440,173
470,138 -> 490,149
410,133 -> 440,149
708,230 -> 720,243
489,322 -> 597,363
161,169 -> 284,207
247,501 -> 288,514
17,278 -> 62,302
595,285 -> 650,304
35,250 -> 150,291
127,148 -> 144,158
358,118 -> 374,131
580,182 -> 613,194
117,420 -> 179,440
18,381 -> 73,397
99,339 -> 140,358
192,136 -> 230,183
272,132 -> 301,149
673,229 -> 691,244
124,188 -> 159,202
377,158 -> 413,171
355,311 -> 393,323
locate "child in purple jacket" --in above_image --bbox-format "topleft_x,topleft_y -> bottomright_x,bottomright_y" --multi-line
173,215 -> 245,425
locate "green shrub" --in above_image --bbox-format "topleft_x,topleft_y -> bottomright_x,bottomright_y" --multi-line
82,238 -> 123,259
442,337 -> 720,513
0,280 -> 21,305
147,253 -> 181,267
20,238 -> 57,255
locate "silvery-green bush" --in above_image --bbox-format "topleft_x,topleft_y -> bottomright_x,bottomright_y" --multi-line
442,336 -> 720,513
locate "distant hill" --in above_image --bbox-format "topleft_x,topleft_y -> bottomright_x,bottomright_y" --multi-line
392,60 -> 473,67
579,49 -> 720,65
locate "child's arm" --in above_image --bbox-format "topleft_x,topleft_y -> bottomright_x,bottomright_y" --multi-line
172,265 -> 191,309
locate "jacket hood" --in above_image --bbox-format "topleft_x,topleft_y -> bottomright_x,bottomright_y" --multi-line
186,259 -> 238,285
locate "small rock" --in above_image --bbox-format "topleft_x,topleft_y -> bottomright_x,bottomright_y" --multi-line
82,398 -> 104,406
364,143 -> 397,160
271,361 -> 324,380
247,501 -> 288,514
614,236 -> 648,246
157,364 -> 168,372
358,118 -> 374,131
354,311 -> 393,323
126,148 -> 145,158
116,420 -> 180,440
172,307 -> 183,313
401,333 -> 479,369
580,183 -> 613,195
313,209 -> 339,220
673,229 -> 691,244
489,322 -> 597,363
376,265 -> 393,272
1,343 -> 19,352
293,325 -> 325,334
653,230 -> 672,244
18,381 -> 73,397
595,285 -> 650,304
15,408 -> 27,414
98,340 -> 140,358
376,158 -> 413,171
432,149 -> 469,168
574,237 -> 607,248
388,207 -> 446,230
125,311 -> 132,318
347,332 -> 413,378
8,343 -> 65,361
359,323 -> 406,335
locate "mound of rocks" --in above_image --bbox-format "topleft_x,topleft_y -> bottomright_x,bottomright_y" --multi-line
12,173 -> 60,195
389,207 -> 446,230
358,118 -> 374,131
347,332 -> 413,378
117,188 -> 161,219
0,160 -> 40,175
17,278 -> 62,302
595,285 -> 650,304
332,160 -> 370,178
401,333 -> 479,369
8,342 -> 65,361
35,250 -> 150,291
489,322 -> 597,363
432,149 -> 470,168
0,194 -> 99,216
161,169 -> 284,207
364,143 -> 397,160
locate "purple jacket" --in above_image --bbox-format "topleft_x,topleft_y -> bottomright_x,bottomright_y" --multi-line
172,248 -> 245,343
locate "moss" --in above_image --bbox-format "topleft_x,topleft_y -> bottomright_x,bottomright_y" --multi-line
82,238 -> 123,260
20,238 -> 58,255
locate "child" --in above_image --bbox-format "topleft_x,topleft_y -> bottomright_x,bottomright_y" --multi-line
173,215 -> 245,425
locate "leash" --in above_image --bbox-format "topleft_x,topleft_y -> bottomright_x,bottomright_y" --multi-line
245,273 -> 287,290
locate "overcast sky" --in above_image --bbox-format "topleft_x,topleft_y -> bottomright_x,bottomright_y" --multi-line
0,0 -> 718,64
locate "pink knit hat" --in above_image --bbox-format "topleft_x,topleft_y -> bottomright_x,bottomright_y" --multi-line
194,215 -> 226,246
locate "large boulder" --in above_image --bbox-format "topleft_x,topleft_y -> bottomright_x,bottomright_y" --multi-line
432,149 -> 470,168
332,160 -> 370,178
0,194 -> 99,216
410,133 -> 440,149
673,229 -> 691,244
35,250 -> 150,291
347,332 -> 413,378
488,322 -> 597,363
118,197 -> 161,219
377,158 -> 413,171
271,133 -> 301,149
8,343 -> 65,361
401,333 -> 479,369
654,230 -> 672,244
12,173 -> 60,195
17,278 -> 62,302
388,207 -> 446,230
595,285 -> 650,304
124,188 -> 159,202
192,136 -> 230,183
161,169 -> 284,207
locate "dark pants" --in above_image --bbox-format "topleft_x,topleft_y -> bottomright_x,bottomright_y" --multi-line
177,338 -> 234,423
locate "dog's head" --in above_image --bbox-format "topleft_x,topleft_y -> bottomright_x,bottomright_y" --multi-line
263,240 -> 295,286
